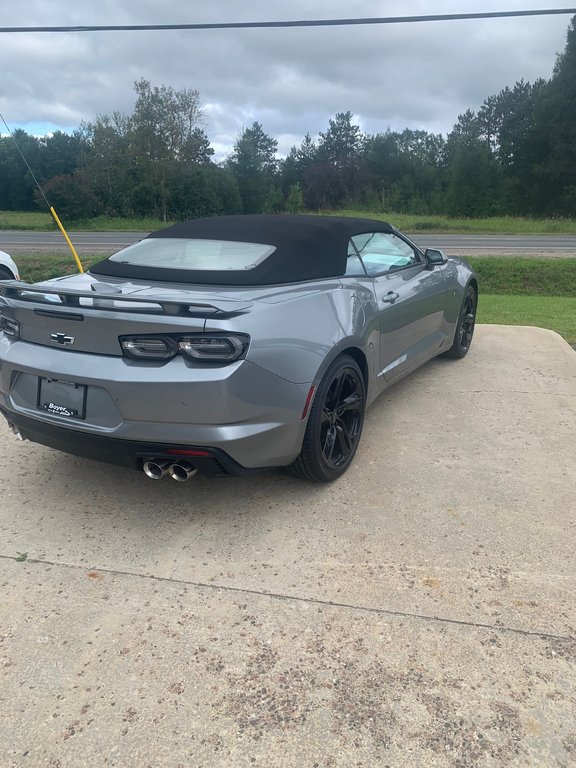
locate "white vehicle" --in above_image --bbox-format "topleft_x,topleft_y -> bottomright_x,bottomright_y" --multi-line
0,250 -> 19,281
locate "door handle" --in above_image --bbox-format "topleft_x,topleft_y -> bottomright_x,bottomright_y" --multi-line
382,291 -> 399,304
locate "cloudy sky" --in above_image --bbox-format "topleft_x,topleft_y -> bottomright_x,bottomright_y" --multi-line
0,1 -> 572,157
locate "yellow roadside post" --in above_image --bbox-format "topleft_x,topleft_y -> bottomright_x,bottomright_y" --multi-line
49,206 -> 84,273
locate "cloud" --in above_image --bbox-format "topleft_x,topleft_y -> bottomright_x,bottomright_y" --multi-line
0,0 -> 571,156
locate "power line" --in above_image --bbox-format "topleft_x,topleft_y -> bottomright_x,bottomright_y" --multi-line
0,8 -> 575,34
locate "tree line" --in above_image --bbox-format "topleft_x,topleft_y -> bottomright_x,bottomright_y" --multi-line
1,16 -> 575,221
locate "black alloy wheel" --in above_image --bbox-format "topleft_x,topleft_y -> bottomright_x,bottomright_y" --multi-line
443,285 -> 477,359
288,354 -> 366,482
0,267 -> 15,280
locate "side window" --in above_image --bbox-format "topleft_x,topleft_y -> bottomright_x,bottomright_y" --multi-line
351,232 -> 420,277
345,239 -> 367,276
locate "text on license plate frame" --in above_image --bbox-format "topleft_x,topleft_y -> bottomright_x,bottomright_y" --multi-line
37,378 -> 87,419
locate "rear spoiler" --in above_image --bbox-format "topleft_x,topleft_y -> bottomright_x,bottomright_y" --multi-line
0,280 -> 252,317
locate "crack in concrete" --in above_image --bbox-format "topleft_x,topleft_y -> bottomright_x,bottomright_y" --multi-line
1,553 -> 574,643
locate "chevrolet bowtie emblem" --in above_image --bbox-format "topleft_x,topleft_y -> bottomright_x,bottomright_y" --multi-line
50,332 -> 75,346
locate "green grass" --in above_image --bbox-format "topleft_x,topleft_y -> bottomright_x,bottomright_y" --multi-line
0,211 -> 55,230
68,215 -> 171,231
3,209 -> 576,234
334,209 -> 576,234
16,253 -> 103,283
468,257 -> 576,297
464,257 -> 576,343
478,295 -> 576,344
0,211 -> 169,232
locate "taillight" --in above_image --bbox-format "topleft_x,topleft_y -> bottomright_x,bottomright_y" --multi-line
178,335 -> 248,362
120,333 -> 249,364
120,336 -> 177,360
0,312 -> 19,340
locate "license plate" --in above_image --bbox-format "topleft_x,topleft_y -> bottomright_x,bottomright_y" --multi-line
37,378 -> 87,419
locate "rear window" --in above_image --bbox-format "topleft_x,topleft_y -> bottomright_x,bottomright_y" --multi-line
109,238 -> 275,272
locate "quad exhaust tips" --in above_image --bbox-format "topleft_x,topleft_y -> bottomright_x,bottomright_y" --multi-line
143,458 -> 198,481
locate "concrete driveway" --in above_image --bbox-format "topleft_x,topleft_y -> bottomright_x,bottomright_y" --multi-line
1,325 -> 575,767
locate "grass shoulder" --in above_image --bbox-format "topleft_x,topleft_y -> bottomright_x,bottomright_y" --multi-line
478,295 -> 576,345
2,209 -> 576,235
15,253 -> 103,283
334,210 -> 576,235
468,257 -> 576,298
0,211 -> 169,232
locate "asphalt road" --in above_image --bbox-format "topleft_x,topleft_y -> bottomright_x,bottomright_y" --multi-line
1,230 -> 576,256
1,325 -> 575,766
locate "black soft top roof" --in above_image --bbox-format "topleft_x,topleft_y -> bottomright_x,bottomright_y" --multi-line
90,214 -> 394,285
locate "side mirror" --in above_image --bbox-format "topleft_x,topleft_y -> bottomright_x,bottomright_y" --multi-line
424,248 -> 447,268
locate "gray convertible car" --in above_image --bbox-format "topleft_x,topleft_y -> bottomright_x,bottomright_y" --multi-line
0,215 -> 477,482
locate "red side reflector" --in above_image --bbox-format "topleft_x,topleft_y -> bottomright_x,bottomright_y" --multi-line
166,449 -> 213,457
300,385 -> 316,421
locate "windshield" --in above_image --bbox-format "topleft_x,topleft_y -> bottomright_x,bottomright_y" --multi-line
109,238 -> 276,271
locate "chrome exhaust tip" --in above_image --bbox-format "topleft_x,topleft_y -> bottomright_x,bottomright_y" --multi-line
143,459 -> 171,480
168,461 -> 198,482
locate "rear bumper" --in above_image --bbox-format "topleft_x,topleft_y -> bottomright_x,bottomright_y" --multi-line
1,407 -> 260,476
0,338 -> 312,470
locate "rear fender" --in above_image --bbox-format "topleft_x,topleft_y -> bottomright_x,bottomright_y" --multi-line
205,281 -> 379,387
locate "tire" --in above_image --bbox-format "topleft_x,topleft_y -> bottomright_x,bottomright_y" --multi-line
443,285 -> 477,359
288,354 -> 366,482
0,267 -> 15,280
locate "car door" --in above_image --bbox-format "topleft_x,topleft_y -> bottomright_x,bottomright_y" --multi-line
350,231 -> 448,382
